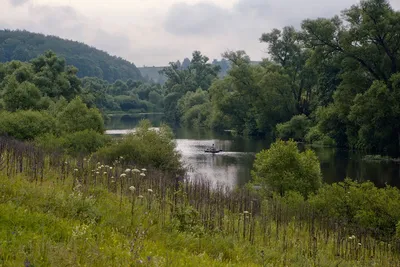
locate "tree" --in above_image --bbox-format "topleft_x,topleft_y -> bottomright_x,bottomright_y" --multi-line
252,140 -> 322,198
276,115 -> 311,141
56,97 -> 104,133
161,51 -> 220,124
260,26 -> 316,114
3,78 -> 41,111
348,74 -> 400,153
0,30 -> 143,82
302,0 -> 400,86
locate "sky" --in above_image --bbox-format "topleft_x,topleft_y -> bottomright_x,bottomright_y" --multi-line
1,0 -> 400,66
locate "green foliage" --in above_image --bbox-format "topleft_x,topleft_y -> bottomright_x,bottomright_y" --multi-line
35,130 -> 111,155
0,30 -> 142,82
348,75 -> 400,153
309,179 -> 400,237
161,51 -> 220,124
300,0 -> 400,152
178,89 -> 211,127
0,110 -> 56,140
96,120 -> 182,172
80,77 -> 164,112
3,79 -> 41,111
276,115 -> 311,141
252,140 -> 322,198
0,51 -> 83,113
56,97 -> 105,134
305,126 -> 337,147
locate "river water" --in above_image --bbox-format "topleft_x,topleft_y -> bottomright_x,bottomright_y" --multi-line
106,114 -> 400,188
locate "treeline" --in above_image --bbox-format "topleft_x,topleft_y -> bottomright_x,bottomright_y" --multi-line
0,30 -> 142,82
163,0 -> 400,155
0,51 -> 164,114
0,51 -> 166,155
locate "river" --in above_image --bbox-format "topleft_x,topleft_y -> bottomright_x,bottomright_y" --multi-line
106,113 -> 400,188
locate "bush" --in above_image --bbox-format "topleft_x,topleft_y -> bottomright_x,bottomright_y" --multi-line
63,130 -> 111,155
305,126 -> 337,147
309,179 -> 400,238
56,97 -> 104,133
35,130 -> 111,155
34,133 -> 65,152
0,110 -> 56,140
251,139 -> 322,198
96,120 -> 182,172
276,115 -> 310,141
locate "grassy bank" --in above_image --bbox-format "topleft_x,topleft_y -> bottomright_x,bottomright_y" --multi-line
0,139 -> 399,266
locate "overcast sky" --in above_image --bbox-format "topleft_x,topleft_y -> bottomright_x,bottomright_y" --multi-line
1,0 -> 400,66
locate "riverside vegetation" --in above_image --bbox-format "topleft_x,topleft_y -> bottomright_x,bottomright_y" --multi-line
1,130 -> 400,266
1,0 -> 400,265
161,0 -> 400,156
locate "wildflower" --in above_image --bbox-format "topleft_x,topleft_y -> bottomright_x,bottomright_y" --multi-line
103,172 -> 107,175
348,235 -> 356,240
133,168 -> 140,173
141,168 -> 147,172
97,162 -> 100,165
109,167 -> 113,170
358,243 -> 362,246
74,168 -> 79,172
120,173 -> 127,178
147,189 -> 153,193
96,171 -> 100,175
138,195 -> 144,199
129,186 -> 136,192
243,211 -> 249,214
119,156 -> 124,160
140,173 -> 146,177
65,161 -> 68,164
125,168 -> 131,173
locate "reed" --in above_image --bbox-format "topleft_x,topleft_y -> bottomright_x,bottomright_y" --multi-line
1,136 -> 399,266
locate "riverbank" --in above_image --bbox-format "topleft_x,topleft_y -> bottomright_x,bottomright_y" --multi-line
1,138 -> 399,266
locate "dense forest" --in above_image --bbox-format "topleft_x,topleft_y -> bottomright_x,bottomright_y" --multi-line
162,0 -> 400,155
0,30 -> 142,82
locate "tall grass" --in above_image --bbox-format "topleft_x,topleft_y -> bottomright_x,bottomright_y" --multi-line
1,137 -> 399,266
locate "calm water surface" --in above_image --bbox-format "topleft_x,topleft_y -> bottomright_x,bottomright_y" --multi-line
106,114 -> 400,188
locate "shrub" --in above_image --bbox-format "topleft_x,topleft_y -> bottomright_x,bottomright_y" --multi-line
96,120 -> 182,172
63,130 -> 111,155
56,97 -> 105,133
305,126 -> 337,147
0,110 -> 56,140
276,115 -> 311,141
309,179 -> 400,238
251,139 -> 322,198
35,130 -> 111,155
34,133 -> 65,152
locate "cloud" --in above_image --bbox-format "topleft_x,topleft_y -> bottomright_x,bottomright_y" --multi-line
164,2 -> 230,36
8,0 -> 29,6
0,2 -> 132,61
234,0 -> 271,17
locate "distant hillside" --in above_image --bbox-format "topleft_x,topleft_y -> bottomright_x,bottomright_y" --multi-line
139,66 -> 167,84
0,30 -> 142,83
139,60 -> 262,84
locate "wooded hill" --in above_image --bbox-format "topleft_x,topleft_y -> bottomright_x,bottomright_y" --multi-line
0,30 -> 142,82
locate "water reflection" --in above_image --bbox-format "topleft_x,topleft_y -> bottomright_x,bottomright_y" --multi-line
175,139 -> 255,187
106,114 -> 400,188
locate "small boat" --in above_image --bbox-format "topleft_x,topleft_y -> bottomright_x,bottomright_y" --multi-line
204,148 -> 223,154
